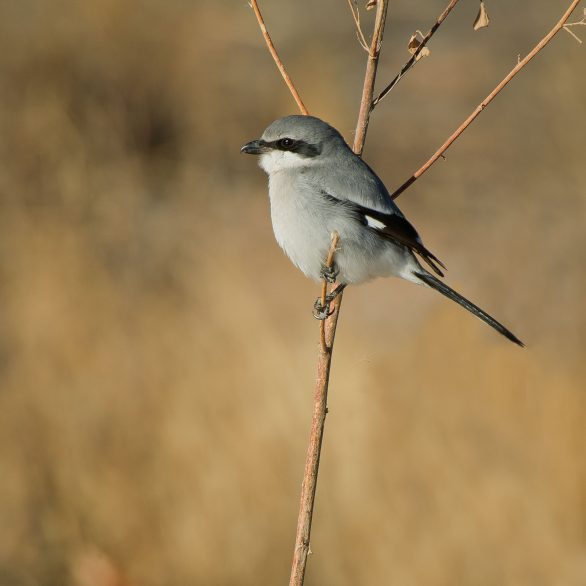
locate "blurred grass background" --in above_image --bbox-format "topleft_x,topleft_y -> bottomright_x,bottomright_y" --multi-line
0,1 -> 584,585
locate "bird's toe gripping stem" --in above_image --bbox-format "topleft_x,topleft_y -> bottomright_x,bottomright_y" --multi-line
319,264 -> 339,284
313,294 -> 337,320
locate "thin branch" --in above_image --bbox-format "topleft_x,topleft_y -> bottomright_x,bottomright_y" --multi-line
248,0 -> 309,115
564,6 -> 586,25
353,0 -> 389,156
319,233 -> 340,352
564,24 -> 583,42
391,0 -> 583,199
346,0 -> 370,51
372,0 -> 460,109
289,3 -> 389,583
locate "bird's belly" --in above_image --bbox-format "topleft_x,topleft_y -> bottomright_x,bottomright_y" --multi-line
270,197 -> 330,281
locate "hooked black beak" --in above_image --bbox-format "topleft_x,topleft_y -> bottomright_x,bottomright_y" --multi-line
240,139 -> 266,155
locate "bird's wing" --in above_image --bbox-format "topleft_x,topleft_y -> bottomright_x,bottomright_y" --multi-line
320,191 -> 446,277
309,152 -> 446,276
311,153 -> 402,215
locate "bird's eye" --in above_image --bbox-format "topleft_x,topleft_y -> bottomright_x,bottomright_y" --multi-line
278,138 -> 295,149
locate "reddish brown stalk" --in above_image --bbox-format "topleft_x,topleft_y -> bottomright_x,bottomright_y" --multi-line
249,0 -> 309,115
391,0 -> 582,199
353,0 -> 389,156
288,3 -> 389,583
319,233 -> 340,353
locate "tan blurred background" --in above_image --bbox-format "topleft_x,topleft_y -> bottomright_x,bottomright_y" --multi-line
0,1 -> 584,584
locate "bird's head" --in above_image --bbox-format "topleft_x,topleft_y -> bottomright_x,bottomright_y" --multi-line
241,115 -> 347,174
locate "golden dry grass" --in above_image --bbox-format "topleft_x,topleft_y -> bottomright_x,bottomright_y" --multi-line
0,1 -> 584,585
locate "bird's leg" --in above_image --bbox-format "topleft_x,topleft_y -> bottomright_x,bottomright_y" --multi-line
319,263 -> 339,284
312,284 -> 347,320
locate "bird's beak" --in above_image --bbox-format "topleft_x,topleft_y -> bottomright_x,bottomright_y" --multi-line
240,139 -> 266,155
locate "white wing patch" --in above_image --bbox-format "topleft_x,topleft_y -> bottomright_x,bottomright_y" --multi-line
365,215 -> 386,230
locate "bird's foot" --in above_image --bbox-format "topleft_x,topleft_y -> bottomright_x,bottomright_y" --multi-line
312,284 -> 347,320
320,264 -> 339,284
312,295 -> 336,320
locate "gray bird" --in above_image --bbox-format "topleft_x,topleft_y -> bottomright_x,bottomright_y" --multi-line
241,115 -> 523,346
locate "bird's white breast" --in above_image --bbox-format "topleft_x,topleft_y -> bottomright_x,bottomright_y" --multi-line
267,172 -> 330,281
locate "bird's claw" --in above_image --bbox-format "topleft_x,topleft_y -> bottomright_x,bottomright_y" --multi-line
313,296 -> 335,320
312,293 -> 338,320
320,264 -> 339,284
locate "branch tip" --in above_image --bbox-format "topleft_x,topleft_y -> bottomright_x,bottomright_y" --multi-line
249,0 -> 309,115
289,3 -> 388,584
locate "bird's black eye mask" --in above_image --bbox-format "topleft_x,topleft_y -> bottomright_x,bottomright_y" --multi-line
260,138 -> 322,158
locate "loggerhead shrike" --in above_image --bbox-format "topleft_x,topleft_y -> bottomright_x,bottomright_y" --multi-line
241,115 -> 523,346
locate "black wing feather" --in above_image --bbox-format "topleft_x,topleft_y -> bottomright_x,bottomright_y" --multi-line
320,191 -> 446,277
360,207 -> 446,277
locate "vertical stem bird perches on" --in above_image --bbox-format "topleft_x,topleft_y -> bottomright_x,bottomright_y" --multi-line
291,1 -> 389,583
319,232 -> 340,353
352,0 -> 388,157
248,1 -> 390,583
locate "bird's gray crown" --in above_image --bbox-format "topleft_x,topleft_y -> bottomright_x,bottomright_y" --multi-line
261,115 -> 343,143
259,115 -> 347,158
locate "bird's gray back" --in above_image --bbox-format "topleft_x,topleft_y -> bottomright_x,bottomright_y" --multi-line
302,143 -> 405,218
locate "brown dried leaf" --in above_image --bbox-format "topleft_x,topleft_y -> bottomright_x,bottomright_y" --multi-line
366,0 -> 377,10
407,34 -> 419,53
473,1 -> 490,31
407,33 -> 430,60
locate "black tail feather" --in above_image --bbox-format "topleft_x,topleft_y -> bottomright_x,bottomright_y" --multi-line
414,271 -> 524,347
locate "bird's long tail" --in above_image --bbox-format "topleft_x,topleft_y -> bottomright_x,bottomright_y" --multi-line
414,271 -> 524,347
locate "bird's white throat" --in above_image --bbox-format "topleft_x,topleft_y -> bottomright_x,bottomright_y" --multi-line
259,150 -> 316,174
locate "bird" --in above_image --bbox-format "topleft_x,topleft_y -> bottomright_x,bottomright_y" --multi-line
241,115 -> 523,347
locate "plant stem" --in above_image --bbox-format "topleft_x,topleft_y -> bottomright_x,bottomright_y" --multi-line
289,2 -> 389,584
